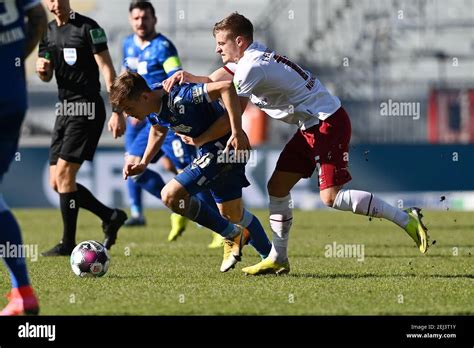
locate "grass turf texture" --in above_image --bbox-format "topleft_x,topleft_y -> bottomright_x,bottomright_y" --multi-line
1,209 -> 472,315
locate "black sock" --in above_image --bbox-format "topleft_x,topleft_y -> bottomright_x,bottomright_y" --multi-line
59,191 -> 79,246
77,183 -> 114,222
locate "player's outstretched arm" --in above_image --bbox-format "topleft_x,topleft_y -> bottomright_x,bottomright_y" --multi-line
25,3 -> 47,58
162,70 -> 210,92
205,81 -> 250,152
124,124 -> 169,179
162,67 -> 233,93
94,50 -> 126,138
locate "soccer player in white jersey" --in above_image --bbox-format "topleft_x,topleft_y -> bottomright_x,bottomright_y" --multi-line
163,12 -> 429,275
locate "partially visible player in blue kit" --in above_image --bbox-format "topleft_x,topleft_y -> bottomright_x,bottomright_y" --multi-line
0,0 -> 47,315
119,1 -> 222,245
110,72 -> 272,272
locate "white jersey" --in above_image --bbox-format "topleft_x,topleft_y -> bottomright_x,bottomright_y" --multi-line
226,42 -> 341,130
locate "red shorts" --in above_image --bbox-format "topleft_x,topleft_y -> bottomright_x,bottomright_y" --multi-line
275,107 -> 352,190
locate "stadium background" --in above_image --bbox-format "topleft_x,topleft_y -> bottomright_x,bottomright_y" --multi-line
5,0 -> 474,210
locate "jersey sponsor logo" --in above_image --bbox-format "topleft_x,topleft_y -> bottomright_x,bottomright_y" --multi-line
89,28 -> 107,45
63,48 -> 77,65
171,124 -> 193,133
191,86 -> 204,104
0,26 -> 24,45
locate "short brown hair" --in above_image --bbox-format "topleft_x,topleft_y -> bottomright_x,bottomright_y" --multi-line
110,71 -> 150,107
129,1 -> 156,18
213,12 -> 253,41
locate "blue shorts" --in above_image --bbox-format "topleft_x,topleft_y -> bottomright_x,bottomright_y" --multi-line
174,144 -> 250,203
128,122 -> 196,170
0,112 -> 25,182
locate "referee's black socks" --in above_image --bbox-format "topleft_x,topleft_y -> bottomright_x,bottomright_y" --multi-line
59,191 -> 79,246
76,183 -> 114,222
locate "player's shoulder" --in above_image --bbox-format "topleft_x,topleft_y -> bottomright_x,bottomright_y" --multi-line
122,34 -> 135,48
152,33 -> 177,51
236,42 -> 268,75
170,83 -> 206,106
72,12 -> 103,30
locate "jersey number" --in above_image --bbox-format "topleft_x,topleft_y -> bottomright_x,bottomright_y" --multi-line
0,0 -> 20,26
171,139 -> 184,159
274,53 -> 315,90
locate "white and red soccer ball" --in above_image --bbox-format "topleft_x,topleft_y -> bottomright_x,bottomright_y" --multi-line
70,240 -> 110,277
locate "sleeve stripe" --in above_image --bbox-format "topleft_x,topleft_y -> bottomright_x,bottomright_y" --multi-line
163,56 -> 182,74
202,84 -> 213,103
223,65 -> 234,76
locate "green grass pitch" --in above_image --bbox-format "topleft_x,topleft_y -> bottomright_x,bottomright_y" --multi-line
1,209 -> 472,315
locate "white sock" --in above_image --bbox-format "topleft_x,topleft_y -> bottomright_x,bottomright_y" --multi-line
332,189 -> 409,228
268,194 -> 293,263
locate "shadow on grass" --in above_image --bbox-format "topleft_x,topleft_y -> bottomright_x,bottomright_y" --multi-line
288,273 -> 474,279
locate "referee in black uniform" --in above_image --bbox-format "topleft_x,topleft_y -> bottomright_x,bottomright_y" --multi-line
36,0 -> 127,256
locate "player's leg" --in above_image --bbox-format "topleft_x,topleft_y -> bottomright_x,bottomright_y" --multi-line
216,197 -> 272,272
319,108 -> 428,253
326,186 -> 428,253
160,178 -> 243,240
164,134 -> 225,246
241,170 -> 299,275
243,118 -> 323,275
125,178 -> 145,226
124,119 -> 147,226
161,133 -> 192,242
0,113 -> 39,315
195,190 -> 224,248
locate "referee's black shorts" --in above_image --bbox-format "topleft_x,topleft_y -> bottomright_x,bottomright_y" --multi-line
49,95 -> 106,165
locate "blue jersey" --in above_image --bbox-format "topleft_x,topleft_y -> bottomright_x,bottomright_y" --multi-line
149,84 -> 249,203
0,0 -> 41,114
147,83 -> 228,149
122,33 -> 181,86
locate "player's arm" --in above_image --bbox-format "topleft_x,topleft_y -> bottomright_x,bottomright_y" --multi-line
163,67 -> 233,92
205,81 -> 250,152
178,114 -> 231,147
94,50 -> 126,138
24,3 -> 47,58
124,124 -> 168,179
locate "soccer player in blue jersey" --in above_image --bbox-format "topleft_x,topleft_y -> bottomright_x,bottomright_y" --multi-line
119,1 -> 222,246
0,0 -> 47,315
110,71 -> 272,272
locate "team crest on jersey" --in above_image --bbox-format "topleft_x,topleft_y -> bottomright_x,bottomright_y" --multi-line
63,48 -> 77,65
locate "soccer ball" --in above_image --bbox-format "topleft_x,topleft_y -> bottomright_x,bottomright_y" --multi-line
70,240 -> 110,277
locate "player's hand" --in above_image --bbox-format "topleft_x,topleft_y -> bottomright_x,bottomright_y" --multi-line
224,130 -> 251,154
108,112 -> 126,139
123,162 -> 146,180
176,133 -> 199,147
36,57 -> 51,75
162,70 -> 192,93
